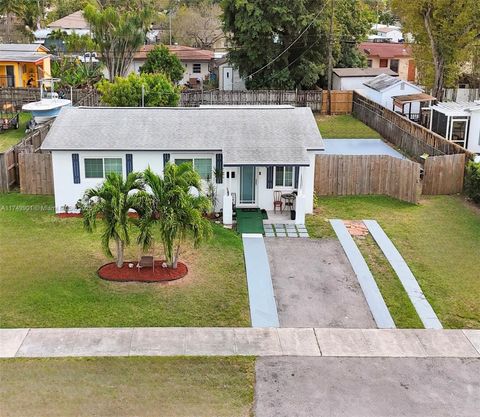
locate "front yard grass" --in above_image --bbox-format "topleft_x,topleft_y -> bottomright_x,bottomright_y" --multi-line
0,357 -> 255,417
0,193 -> 250,328
306,195 -> 480,329
316,114 -> 382,138
0,112 -> 32,152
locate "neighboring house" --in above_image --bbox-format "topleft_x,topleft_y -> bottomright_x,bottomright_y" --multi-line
332,68 -> 398,91
369,25 -> 404,43
428,101 -> 480,154
41,106 -> 324,224
0,44 -> 51,87
34,11 -> 90,43
212,56 -> 246,91
363,74 -> 424,113
131,45 -> 214,86
359,42 -> 416,81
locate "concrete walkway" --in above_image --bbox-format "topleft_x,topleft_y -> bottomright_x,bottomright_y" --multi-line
1,328 -> 479,358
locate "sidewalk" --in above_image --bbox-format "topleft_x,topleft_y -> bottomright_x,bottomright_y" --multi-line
1,327 -> 479,358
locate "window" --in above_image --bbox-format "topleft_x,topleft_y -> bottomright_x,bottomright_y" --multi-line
367,59 -> 372,68
85,158 -> 103,178
389,59 -> 399,73
175,158 -> 212,180
275,166 -> 293,187
192,63 -> 201,73
379,59 -> 388,68
84,158 -> 122,179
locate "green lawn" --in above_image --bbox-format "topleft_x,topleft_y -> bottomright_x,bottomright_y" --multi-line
0,357 -> 255,417
0,193 -> 250,328
0,112 -> 31,152
306,195 -> 480,329
316,114 -> 382,138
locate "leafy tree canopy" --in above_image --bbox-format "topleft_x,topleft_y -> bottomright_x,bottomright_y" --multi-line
140,45 -> 185,83
392,0 -> 480,98
97,72 -> 180,107
222,0 -> 373,89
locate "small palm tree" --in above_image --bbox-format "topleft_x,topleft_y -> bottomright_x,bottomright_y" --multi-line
78,172 -> 148,268
139,163 -> 212,269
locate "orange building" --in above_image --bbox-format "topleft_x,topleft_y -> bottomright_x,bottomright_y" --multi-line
0,44 -> 51,88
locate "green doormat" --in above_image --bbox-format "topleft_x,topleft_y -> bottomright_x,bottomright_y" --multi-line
236,209 -> 265,234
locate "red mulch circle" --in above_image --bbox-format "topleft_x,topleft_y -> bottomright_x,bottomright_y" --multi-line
98,261 -> 188,283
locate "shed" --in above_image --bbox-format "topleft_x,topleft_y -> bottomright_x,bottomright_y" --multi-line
332,68 -> 397,91
363,74 -> 424,114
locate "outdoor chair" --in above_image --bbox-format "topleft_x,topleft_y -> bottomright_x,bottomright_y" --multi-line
137,255 -> 155,272
273,191 -> 283,213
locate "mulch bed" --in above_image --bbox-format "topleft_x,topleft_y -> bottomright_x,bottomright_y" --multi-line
97,261 -> 188,283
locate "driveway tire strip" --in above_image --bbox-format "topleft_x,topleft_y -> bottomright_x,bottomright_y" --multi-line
242,234 -> 280,328
363,220 -> 442,329
330,219 -> 396,329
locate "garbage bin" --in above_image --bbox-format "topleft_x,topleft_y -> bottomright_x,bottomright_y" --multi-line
290,210 -> 296,220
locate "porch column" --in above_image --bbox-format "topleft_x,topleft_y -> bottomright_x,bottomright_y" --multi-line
223,193 -> 232,225
295,194 -> 306,225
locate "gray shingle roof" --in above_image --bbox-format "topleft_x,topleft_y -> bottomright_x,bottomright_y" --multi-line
333,68 -> 398,77
41,107 -> 324,166
0,51 -> 50,62
0,43 -> 41,52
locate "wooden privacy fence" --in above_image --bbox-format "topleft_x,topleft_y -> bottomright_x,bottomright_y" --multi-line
179,89 -> 353,113
0,120 -> 53,192
422,154 -> 466,195
315,155 -> 421,204
18,153 -> 53,195
352,91 -> 475,163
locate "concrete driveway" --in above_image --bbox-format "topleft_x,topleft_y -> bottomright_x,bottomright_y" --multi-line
265,238 -> 375,328
255,357 -> 480,417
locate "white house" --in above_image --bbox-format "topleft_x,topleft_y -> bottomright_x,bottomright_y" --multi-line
41,106 -> 325,224
363,74 -> 424,113
428,101 -> 480,155
130,45 -> 214,87
370,25 -> 404,43
332,68 -> 398,91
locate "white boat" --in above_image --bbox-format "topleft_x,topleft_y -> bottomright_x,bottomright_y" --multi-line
22,78 -> 72,123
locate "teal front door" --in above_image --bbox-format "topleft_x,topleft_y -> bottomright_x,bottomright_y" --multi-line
240,166 -> 256,204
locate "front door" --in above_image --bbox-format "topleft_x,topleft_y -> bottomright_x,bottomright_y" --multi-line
6,66 -> 15,87
240,166 -> 256,205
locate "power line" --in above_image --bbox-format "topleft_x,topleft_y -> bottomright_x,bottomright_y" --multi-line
246,2 -> 329,79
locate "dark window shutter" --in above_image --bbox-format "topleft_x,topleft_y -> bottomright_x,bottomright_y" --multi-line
126,154 -> 133,175
163,153 -> 170,167
215,153 -> 223,184
294,166 -> 300,188
72,153 -> 80,184
266,166 -> 274,189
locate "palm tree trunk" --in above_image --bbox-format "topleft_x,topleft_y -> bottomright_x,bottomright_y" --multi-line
116,238 -> 124,268
172,245 -> 181,269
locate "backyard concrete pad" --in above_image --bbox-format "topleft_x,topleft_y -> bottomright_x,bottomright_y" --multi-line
255,357 -> 480,417
265,238 -> 376,328
0,329 -> 29,358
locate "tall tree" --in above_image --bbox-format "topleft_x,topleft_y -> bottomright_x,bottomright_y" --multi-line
78,172 -> 148,268
139,45 -> 184,83
84,0 -> 155,81
138,164 -> 212,269
222,0 -> 372,89
0,0 -> 26,42
392,0 -> 480,100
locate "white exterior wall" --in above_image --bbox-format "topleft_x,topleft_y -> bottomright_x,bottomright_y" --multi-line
467,111 -> 480,154
333,75 -> 381,91
122,60 -> 210,85
52,150 -> 317,214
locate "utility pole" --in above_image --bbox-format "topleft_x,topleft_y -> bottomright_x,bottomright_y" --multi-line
327,0 -> 335,115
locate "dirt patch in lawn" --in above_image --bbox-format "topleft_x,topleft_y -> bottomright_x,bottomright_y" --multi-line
98,261 -> 188,283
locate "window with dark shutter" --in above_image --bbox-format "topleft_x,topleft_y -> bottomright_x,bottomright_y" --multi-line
72,153 -> 80,184
126,154 -> 133,175
294,166 -> 300,188
266,166 -> 274,189
215,154 -> 223,184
